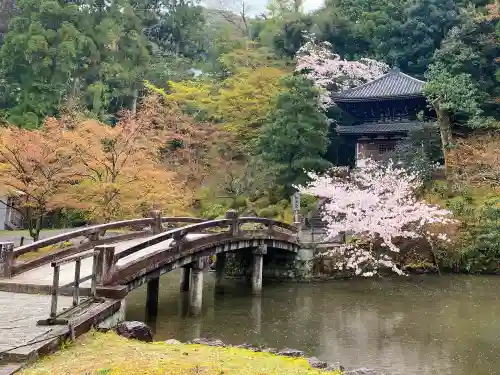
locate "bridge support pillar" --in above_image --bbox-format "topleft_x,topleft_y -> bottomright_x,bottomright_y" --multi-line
180,266 -> 191,292
190,257 -> 209,316
215,253 -> 226,293
146,277 -> 160,319
252,243 -> 267,295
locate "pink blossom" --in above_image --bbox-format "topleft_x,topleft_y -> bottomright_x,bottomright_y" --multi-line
295,33 -> 389,108
297,159 -> 454,276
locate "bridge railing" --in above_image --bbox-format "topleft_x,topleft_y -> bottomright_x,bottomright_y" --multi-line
93,210 -> 298,285
1,213 -> 206,277
36,251 -> 100,326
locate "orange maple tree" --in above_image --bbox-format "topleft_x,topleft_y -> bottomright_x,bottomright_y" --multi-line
0,118 -> 80,240
448,133 -> 500,190
0,95 -> 231,235
64,110 -> 190,223
138,94 -> 232,190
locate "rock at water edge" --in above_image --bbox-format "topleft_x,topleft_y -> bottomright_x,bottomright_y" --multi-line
165,339 -> 182,345
116,321 -> 153,343
190,338 -> 226,347
307,357 -> 328,369
277,348 -> 305,357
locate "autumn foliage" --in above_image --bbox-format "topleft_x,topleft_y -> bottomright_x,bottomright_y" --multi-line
64,114 -> 189,223
448,133 -> 500,191
0,118 -> 80,239
0,95 -> 231,236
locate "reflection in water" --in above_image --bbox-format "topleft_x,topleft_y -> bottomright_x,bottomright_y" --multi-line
126,272 -> 500,375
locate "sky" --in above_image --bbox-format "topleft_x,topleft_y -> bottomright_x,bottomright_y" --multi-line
249,0 -> 324,14
204,0 -> 324,15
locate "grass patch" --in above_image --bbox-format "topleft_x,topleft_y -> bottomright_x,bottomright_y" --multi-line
19,332 -> 341,375
17,241 -> 73,262
0,228 -> 63,235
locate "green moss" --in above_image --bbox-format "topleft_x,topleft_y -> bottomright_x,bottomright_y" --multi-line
20,332 -> 342,375
18,241 -> 73,262
403,262 -> 436,270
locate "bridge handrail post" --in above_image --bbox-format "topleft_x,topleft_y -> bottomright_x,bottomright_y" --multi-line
266,220 -> 275,236
172,231 -> 187,252
89,231 -> 100,243
0,242 -> 14,278
50,264 -> 60,318
94,245 -> 116,285
150,210 -> 162,235
91,251 -> 99,297
226,210 -> 239,236
73,259 -> 81,306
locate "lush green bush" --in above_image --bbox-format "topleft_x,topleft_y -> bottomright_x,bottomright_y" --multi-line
258,206 -> 280,218
389,124 -> 443,181
460,198 -> 500,273
424,182 -> 500,273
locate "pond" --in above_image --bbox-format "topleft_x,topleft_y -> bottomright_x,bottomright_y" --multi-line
125,273 -> 500,375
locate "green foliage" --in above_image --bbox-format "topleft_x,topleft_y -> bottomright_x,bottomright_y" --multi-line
257,206 -> 280,218
143,0 -> 206,59
389,124 -> 443,180
431,13 -> 500,118
201,203 -> 227,219
0,0 -> 152,125
257,75 -> 331,194
460,198 -> 500,273
388,0 -> 460,77
424,63 -> 487,127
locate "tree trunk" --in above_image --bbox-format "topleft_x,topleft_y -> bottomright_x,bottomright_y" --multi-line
27,208 -> 42,242
435,103 -> 453,176
68,76 -> 80,109
131,88 -> 139,115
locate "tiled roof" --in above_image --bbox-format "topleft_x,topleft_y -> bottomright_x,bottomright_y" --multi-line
336,121 -> 429,135
333,69 -> 426,101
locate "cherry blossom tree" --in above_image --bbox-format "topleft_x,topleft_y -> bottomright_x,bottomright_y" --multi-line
297,159 -> 454,276
295,33 -> 388,107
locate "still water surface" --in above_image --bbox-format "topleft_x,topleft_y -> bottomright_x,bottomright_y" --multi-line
126,273 -> 500,375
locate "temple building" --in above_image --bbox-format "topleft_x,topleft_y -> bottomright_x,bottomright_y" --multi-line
331,68 -> 435,167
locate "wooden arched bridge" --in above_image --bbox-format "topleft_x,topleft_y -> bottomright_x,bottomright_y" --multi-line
0,210 -> 300,325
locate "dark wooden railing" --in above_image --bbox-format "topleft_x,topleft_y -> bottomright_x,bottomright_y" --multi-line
33,211 -> 298,322
2,214 -> 206,277
37,251 -> 98,326
92,211 -> 298,286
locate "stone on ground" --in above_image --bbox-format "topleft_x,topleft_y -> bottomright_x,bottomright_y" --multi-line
115,321 -> 153,342
277,348 -> 305,357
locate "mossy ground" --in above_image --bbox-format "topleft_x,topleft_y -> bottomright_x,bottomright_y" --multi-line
20,332 -> 341,375
17,242 -> 73,262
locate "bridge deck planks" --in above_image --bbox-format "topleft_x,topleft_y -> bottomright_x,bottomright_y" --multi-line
0,291 -> 73,357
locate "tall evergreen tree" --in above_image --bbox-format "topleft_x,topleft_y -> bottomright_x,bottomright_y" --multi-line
0,0 -> 96,126
257,75 -> 331,194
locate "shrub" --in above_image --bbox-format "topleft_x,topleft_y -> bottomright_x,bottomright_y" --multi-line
258,206 -> 280,218
460,198 -> 500,273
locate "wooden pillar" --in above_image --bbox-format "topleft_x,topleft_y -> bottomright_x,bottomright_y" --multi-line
252,243 -> 267,295
150,210 -> 162,235
146,277 -> 160,319
215,253 -> 226,293
94,245 -> 116,285
190,257 -> 209,316
0,242 -> 14,278
179,266 -> 191,292
251,296 -> 262,334
225,209 -> 239,236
